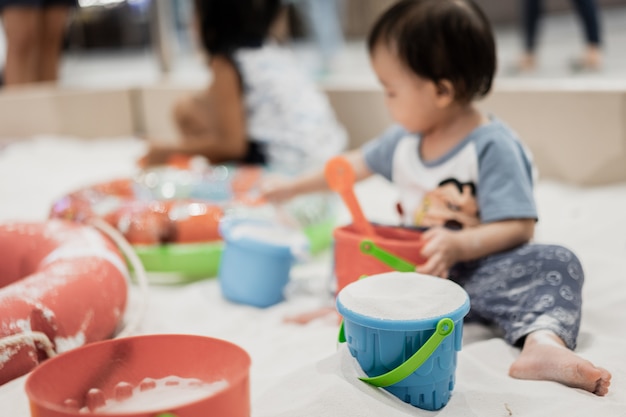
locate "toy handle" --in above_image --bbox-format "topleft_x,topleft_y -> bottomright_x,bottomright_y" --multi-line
359,318 -> 455,388
359,239 -> 416,272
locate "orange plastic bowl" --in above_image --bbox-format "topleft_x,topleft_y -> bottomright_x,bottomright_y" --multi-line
25,334 -> 251,417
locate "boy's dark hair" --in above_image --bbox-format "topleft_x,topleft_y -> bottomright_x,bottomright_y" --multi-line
194,0 -> 282,57
368,0 -> 496,103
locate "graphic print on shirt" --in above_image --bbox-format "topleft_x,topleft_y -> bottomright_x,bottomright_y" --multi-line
365,119 -> 538,230
412,178 -> 479,229
391,134 -> 481,228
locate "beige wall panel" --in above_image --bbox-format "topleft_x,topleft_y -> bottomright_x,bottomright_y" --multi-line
56,89 -> 135,138
0,87 -> 60,138
0,84 -> 624,185
479,90 -> 626,184
134,85 -> 196,144
0,86 -> 135,139
325,85 -> 626,185
324,87 -> 391,150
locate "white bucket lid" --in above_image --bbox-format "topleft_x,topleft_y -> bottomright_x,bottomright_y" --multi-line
337,272 -> 469,322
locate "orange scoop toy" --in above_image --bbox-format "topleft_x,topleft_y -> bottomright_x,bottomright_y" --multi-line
324,156 -> 377,238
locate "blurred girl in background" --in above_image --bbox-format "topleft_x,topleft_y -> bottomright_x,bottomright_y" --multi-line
142,0 -> 346,175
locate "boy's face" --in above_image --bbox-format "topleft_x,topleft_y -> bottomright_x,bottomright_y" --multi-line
370,43 -> 440,133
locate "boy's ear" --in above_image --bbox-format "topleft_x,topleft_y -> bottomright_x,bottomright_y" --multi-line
434,79 -> 455,107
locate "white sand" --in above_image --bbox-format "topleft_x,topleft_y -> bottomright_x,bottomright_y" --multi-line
337,272 -> 469,321
1,136 -> 625,416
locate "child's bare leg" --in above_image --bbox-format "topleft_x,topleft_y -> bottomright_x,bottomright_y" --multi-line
509,330 -> 611,395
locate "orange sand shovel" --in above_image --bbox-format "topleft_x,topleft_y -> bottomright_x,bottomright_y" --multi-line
324,156 -> 377,238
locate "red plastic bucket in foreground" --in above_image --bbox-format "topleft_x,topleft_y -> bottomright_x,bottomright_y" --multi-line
333,224 -> 426,294
25,334 -> 251,417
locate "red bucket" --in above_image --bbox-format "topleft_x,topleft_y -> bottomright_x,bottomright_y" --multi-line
333,224 -> 426,294
25,334 -> 251,417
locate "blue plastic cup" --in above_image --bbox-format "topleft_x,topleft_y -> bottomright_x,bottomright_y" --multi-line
336,272 -> 470,411
218,217 -> 308,308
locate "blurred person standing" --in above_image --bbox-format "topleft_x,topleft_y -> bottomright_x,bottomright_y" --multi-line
513,0 -> 603,73
0,0 -> 77,86
288,0 -> 345,77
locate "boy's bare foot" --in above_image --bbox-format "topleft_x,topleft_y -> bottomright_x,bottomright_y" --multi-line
509,330 -> 611,396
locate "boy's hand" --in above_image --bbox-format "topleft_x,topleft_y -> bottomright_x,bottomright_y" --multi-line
416,227 -> 462,278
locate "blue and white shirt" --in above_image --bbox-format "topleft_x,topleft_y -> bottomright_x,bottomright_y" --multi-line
234,42 -> 347,174
363,118 -> 537,228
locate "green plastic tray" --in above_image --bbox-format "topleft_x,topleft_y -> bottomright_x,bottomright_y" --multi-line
132,216 -> 336,285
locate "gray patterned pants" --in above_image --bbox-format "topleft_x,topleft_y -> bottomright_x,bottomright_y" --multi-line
449,243 -> 584,349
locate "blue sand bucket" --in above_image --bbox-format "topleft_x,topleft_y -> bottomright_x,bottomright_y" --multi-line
218,217 -> 308,308
336,272 -> 470,411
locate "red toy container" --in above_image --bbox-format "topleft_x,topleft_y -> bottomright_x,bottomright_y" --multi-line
25,334 -> 251,417
333,224 -> 426,294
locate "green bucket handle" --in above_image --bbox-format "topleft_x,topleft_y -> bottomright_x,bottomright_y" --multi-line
359,239 -> 416,272
338,317 -> 455,388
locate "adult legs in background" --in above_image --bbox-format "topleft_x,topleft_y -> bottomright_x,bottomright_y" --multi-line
292,0 -> 344,76
516,0 -> 542,72
569,0 -> 602,71
305,0 -> 344,73
39,6 -> 72,82
514,0 -> 603,73
1,7 -> 40,85
1,4 -> 72,87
